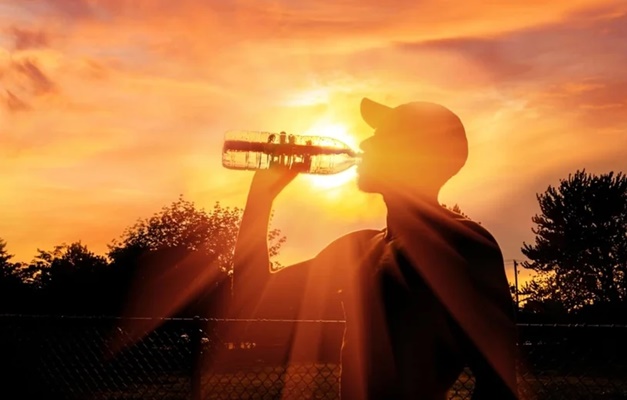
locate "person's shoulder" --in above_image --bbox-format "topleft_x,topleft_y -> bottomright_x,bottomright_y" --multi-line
334,228 -> 383,246
461,219 -> 498,246
441,209 -> 501,255
317,228 -> 383,257
441,208 -> 493,240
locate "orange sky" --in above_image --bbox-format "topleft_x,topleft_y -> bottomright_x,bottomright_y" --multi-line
1,0 -> 627,286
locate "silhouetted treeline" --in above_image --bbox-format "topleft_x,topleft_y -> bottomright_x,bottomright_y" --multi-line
0,196 -> 285,318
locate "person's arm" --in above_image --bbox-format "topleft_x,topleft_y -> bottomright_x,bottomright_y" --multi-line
230,168 -> 379,318
230,168 -> 298,315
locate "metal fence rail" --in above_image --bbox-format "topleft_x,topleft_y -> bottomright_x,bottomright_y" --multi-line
1,315 -> 626,399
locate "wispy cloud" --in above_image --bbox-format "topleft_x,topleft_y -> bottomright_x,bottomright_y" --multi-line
4,89 -> 31,112
8,26 -> 50,50
12,58 -> 56,95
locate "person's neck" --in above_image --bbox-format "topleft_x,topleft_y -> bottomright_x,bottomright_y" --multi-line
383,188 -> 443,235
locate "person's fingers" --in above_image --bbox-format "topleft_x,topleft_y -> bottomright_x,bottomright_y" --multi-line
251,168 -> 299,197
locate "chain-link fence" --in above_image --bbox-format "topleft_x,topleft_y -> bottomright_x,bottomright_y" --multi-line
1,315 -> 626,399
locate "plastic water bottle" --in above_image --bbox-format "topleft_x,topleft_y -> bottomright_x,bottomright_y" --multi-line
222,130 -> 361,175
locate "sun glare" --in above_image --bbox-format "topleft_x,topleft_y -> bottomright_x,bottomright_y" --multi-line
302,122 -> 359,190
282,89 -> 331,107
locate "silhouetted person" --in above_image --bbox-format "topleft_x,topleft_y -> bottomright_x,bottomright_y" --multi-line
232,98 -> 519,399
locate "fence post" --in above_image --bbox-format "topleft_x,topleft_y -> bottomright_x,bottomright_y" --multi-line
191,315 -> 202,400
513,260 -> 520,313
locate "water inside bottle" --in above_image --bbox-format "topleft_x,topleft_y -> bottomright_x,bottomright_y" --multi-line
222,130 -> 360,174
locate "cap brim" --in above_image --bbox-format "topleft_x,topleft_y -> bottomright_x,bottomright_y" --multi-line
360,97 -> 393,129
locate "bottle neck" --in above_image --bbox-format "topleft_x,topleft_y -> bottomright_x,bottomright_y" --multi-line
350,150 -> 363,160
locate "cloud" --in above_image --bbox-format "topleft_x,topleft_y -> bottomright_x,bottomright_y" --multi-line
12,58 -> 57,95
13,0 -> 623,52
8,26 -> 49,50
0,56 -> 58,112
394,38 -> 532,84
391,10 -> 625,80
528,79 -> 627,125
4,90 -> 31,112
345,9 -> 627,130
33,0 -> 95,20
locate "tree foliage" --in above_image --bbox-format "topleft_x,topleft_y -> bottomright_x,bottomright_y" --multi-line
30,242 -> 108,287
521,170 -> 627,311
0,238 -> 29,312
20,242 -> 110,314
0,196 -> 287,316
0,238 -> 12,266
107,195 -> 285,274
441,203 -> 472,220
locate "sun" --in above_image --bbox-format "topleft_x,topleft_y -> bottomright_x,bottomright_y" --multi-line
301,121 -> 360,190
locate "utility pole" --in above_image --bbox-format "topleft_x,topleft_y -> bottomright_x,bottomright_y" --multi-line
513,260 -> 520,311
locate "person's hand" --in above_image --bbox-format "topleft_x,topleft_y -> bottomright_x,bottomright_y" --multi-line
250,166 -> 299,200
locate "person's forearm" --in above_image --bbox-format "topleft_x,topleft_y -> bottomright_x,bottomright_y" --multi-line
232,187 -> 275,302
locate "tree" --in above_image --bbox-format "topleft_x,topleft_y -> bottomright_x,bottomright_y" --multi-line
107,195 -> 285,274
27,241 -> 110,314
0,196 -> 288,318
0,238 -> 11,266
0,238 -> 29,312
106,196 -> 286,319
521,170 -> 627,312
29,242 -> 107,285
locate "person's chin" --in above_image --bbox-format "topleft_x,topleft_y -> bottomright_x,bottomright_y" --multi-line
356,174 -> 380,194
